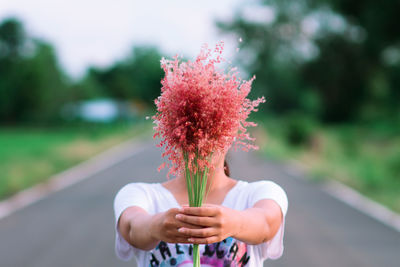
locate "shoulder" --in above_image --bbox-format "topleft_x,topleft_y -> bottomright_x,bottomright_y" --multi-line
236,179 -> 288,216
113,182 -> 161,214
118,182 -> 157,190
235,180 -> 285,193
115,182 -> 160,196
248,180 -> 285,192
114,183 -> 159,209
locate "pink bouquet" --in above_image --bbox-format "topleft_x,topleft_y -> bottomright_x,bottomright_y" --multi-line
152,42 -> 264,266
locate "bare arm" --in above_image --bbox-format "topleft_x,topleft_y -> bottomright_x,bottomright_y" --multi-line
175,199 -> 283,245
233,199 -> 283,244
118,206 -> 202,250
118,206 -> 159,250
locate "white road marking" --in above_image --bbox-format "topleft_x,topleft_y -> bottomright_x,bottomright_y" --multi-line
322,180 -> 400,233
285,160 -> 400,233
0,137 -> 150,221
4,140 -> 399,235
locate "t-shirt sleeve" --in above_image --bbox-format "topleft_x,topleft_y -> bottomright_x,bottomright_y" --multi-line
248,180 -> 288,260
113,183 -> 151,261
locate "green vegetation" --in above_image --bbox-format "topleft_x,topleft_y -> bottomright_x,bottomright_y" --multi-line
0,121 -> 152,200
218,0 -> 400,213
255,116 -> 400,213
0,17 -> 161,199
1,0 -> 399,212
0,18 -> 163,125
0,17 -> 162,199
218,0 -> 400,123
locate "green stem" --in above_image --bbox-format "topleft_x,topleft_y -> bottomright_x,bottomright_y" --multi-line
184,152 -> 194,206
183,152 -> 211,266
199,166 -> 208,206
193,244 -> 200,267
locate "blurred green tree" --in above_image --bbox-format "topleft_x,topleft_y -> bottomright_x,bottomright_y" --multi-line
0,18 -> 26,123
16,41 -> 69,123
325,0 -> 400,119
0,18 -> 69,124
217,1 -> 311,115
302,34 -> 369,122
217,0 -> 400,122
68,68 -> 107,101
84,46 -> 163,105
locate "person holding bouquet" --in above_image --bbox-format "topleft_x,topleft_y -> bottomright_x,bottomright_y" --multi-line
113,43 -> 288,267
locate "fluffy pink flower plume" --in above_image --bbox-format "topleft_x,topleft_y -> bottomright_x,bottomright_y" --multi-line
152,42 -> 265,177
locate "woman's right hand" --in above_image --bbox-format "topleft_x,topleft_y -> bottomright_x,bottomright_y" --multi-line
119,206 -> 203,250
150,208 -> 202,244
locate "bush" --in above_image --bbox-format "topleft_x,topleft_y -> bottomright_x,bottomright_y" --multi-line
284,113 -> 315,147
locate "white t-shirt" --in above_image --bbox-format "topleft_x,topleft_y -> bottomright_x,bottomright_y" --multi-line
114,180 -> 288,267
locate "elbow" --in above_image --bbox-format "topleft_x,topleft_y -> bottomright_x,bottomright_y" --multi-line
260,226 -> 272,244
262,210 -> 284,243
246,223 -> 272,245
246,233 -> 269,245
261,230 -> 272,243
259,215 -> 275,244
128,221 -> 158,251
134,242 -> 157,251
248,199 -> 284,245
244,208 -> 274,245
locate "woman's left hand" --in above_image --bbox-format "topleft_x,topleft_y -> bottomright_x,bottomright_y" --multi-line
175,204 -> 241,244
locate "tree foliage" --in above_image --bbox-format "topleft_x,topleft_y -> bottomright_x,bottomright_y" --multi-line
0,18 -> 68,124
0,17 -> 164,125
81,46 -> 163,105
217,0 -> 400,122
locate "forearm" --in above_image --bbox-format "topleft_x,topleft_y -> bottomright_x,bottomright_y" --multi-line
119,207 -> 161,250
232,207 -> 272,245
232,198 -> 284,245
176,201 -> 282,245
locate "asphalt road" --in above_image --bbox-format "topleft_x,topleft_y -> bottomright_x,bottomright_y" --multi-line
0,139 -> 399,267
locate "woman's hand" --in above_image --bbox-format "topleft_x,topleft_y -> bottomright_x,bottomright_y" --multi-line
119,206 -> 202,250
175,204 -> 241,244
120,199 -> 282,250
150,208 -> 203,244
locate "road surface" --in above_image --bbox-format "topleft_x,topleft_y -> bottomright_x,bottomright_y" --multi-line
0,139 -> 399,267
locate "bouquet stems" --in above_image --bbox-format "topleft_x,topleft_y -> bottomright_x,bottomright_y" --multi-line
183,152 -> 210,267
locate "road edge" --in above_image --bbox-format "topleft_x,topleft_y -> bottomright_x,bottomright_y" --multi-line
285,160 -> 400,233
0,134 -> 151,221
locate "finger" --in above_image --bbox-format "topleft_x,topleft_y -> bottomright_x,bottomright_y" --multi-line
177,221 -> 204,230
166,236 -> 194,244
169,228 -> 196,239
172,223 -> 204,238
178,227 -> 218,238
179,206 -> 219,217
168,208 -> 181,214
201,204 -> 218,207
188,236 -> 220,245
176,214 -> 215,227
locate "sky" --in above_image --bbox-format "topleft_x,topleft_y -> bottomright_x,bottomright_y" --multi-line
0,0 -> 248,79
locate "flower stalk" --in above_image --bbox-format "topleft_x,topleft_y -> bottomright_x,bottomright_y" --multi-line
153,41 -> 265,266
183,151 -> 210,266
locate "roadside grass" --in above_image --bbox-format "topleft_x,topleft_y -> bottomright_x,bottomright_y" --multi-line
255,115 -> 400,214
0,120 -> 153,200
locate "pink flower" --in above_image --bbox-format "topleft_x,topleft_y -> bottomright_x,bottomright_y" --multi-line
153,42 -> 265,177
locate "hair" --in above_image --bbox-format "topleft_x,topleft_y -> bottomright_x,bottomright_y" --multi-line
224,160 -> 230,177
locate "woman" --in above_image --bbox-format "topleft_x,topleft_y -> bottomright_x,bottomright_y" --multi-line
113,149 -> 288,266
